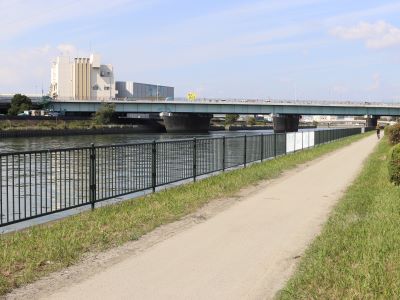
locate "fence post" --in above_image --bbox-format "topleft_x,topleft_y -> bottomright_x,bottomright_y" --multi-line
222,136 -> 226,171
260,134 -> 264,162
89,143 -> 96,210
274,134 -> 277,157
244,135 -> 247,167
193,138 -> 197,182
152,140 -> 156,193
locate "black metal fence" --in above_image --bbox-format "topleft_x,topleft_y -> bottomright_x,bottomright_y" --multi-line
0,128 -> 363,227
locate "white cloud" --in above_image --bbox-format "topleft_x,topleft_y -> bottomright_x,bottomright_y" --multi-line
0,44 -> 84,93
196,0 -> 327,21
330,21 -> 400,49
0,0 -> 146,42
112,0 -> 327,72
326,3 -> 400,25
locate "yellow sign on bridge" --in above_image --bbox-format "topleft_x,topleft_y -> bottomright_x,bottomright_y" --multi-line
187,92 -> 197,101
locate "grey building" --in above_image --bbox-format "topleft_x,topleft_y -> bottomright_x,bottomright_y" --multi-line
116,81 -> 174,100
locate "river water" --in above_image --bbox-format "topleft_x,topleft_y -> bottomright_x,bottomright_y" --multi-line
0,130 -> 278,153
0,128 -> 324,153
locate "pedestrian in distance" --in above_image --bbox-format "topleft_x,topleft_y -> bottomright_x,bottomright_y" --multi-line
376,126 -> 381,139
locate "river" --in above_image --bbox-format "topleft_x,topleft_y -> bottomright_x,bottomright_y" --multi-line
0,128 -> 325,153
0,130 -> 278,153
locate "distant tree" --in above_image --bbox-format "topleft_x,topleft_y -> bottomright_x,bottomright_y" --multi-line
39,96 -> 52,110
93,103 -> 115,125
8,94 -> 33,115
225,114 -> 239,125
246,116 -> 256,126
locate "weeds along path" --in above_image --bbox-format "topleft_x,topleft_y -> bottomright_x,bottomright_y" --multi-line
22,134 -> 380,300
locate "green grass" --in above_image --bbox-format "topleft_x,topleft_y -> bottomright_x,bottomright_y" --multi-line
0,120 -> 129,131
278,138 -> 400,299
0,133 -> 370,295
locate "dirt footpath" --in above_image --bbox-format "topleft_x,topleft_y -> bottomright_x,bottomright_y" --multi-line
8,134 -> 378,300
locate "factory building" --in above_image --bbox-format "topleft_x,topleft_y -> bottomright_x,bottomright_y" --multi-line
116,81 -> 174,100
50,54 -> 116,100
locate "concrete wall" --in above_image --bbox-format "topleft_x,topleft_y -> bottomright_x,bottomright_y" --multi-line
50,56 -> 73,99
73,58 -> 91,100
90,64 -> 116,100
116,81 -> 174,99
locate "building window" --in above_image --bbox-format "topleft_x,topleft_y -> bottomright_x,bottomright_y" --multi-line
104,86 -> 110,90
93,84 -> 99,90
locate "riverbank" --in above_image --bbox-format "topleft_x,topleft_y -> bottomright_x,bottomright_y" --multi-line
0,118 -> 168,138
278,138 -> 400,299
0,132 -> 371,296
0,126 -> 165,138
0,118 -> 92,130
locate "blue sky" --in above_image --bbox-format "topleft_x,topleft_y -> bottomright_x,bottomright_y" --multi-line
1,0 -> 400,101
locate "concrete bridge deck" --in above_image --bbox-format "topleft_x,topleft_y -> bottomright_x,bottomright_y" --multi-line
49,99 -> 400,116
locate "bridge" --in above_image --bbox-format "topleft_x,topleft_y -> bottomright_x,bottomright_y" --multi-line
50,99 -> 400,132
1,95 -> 399,132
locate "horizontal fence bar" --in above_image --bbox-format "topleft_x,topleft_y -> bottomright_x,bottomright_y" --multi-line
0,128 -> 365,227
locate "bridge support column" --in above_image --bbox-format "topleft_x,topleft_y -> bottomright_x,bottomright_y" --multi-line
273,114 -> 300,133
162,113 -> 212,133
366,116 -> 379,128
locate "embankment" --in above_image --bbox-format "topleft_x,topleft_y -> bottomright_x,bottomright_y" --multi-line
0,132 -> 371,296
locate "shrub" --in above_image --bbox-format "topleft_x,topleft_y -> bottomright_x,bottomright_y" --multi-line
386,123 -> 400,145
388,143 -> 400,185
8,94 -> 32,115
225,114 -> 239,125
92,103 -> 115,125
246,116 -> 256,126
384,125 -> 392,137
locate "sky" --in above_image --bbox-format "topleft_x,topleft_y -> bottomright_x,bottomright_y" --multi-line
0,0 -> 400,101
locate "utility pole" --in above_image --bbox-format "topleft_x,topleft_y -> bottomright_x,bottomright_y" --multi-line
109,70 -> 112,100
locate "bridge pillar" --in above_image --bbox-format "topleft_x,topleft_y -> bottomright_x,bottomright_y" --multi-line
273,114 -> 300,133
162,113 -> 212,133
366,116 -> 379,128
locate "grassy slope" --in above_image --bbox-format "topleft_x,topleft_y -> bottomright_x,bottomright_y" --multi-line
0,120 -> 93,130
0,133 -> 370,295
279,138 -> 400,299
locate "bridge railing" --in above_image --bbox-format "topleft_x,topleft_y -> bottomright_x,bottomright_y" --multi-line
0,128 -> 364,227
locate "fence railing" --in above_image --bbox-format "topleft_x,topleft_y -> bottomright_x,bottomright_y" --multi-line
0,128 -> 364,227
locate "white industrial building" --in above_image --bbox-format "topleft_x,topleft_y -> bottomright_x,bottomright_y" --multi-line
116,81 -> 174,100
50,54 -> 116,100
